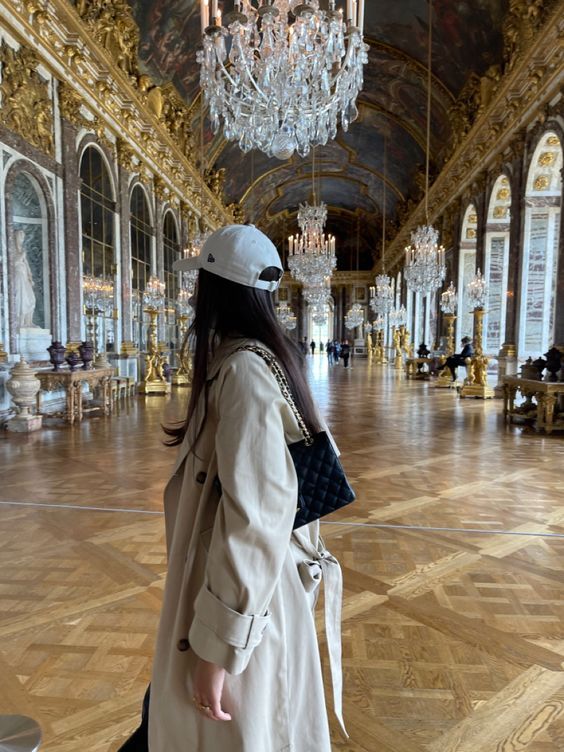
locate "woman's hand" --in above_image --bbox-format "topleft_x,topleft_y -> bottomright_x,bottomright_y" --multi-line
192,658 -> 232,722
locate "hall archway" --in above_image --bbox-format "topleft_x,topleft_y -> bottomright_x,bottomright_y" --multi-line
163,209 -> 180,350
130,184 -> 154,351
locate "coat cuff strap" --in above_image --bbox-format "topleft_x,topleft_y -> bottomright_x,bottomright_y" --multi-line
193,585 -> 271,649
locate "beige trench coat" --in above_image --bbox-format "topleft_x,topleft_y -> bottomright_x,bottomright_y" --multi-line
149,337 -> 344,752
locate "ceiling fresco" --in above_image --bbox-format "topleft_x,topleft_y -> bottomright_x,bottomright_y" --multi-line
128,0 -> 509,268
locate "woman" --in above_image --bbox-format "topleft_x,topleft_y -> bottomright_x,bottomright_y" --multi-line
148,225 -> 344,752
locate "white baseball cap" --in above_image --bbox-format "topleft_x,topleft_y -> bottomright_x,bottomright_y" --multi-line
173,224 -> 284,292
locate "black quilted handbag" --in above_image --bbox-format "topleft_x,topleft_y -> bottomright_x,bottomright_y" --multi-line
237,346 -> 356,529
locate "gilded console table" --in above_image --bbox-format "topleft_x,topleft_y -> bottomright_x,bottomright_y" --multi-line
502,376 -> 564,434
35,367 -> 114,424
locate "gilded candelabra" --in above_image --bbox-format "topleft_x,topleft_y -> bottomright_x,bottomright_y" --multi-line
172,289 -> 193,387
460,308 -> 494,399
392,327 -> 403,369
138,276 -> 171,395
435,313 -> 457,388
459,271 -> 493,399
373,326 -> 387,365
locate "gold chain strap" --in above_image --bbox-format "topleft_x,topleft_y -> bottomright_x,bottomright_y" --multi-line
236,345 -> 314,446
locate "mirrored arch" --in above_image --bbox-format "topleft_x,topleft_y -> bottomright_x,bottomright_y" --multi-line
519,132 -> 562,358
456,204 -> 478,345
484,175 -> 511,354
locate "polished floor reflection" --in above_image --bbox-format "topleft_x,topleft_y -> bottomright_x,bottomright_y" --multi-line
1,357 -> 563,751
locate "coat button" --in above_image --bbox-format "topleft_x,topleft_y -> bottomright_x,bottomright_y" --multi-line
177,638 -> 190,652
196,471 -> 207,484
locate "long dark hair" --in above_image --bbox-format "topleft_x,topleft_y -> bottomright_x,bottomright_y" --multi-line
163,268 -> 320,447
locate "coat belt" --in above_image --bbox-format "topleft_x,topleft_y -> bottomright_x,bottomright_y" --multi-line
296,537 -> 347,738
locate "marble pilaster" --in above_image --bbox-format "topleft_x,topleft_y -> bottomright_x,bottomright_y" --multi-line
60,118 -> 81,342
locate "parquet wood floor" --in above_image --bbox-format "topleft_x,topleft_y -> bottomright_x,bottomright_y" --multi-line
1,358 -> 563,751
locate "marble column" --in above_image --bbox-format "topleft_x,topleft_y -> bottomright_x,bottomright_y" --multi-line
503,147 -> 526,354
60,119 -> 82,343
117,164 -> 133,348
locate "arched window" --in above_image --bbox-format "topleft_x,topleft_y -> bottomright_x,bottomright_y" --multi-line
163,211 -> 180,303
456,204 -> 478,344
80,146 -> 115,277
484,175 -> 511,353
519,132 -> 562,358
130,185 -> 153,293
163,210 -> 180,348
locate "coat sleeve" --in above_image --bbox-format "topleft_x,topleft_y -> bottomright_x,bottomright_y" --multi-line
188,351 -> 298,674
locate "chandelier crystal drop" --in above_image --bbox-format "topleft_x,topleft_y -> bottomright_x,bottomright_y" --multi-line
345,302 -> 364,331
404,225 -> 446,295
440,281 -> 457,314
467,268 -> 487,310
198,0 -> 369,160
369,274 -> 394,316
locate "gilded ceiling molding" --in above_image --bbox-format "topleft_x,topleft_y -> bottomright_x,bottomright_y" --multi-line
0,0 -> 230,228
384,0 -> 564,272
0,40 -> 54,156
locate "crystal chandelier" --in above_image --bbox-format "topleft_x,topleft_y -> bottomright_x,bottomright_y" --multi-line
403,0 -> 446,297
345,302 -> 364,331
288,202 -> 336,286
373,314 -> 385,330
312,305 -> 328,326
370,274 -> 394,316
404,225 -> 446,295
467,269 -> 487,310
177,288 -> 194,318
276,302 -> 297,330
440,281 -> 457,314
83,275 -> 114,313
389,304 -> 407,327
143,275 -> 166,310
182,227 -> 210,295
198,0 -> 369,160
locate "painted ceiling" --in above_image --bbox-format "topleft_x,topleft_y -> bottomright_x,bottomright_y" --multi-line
130,0 -> 508,268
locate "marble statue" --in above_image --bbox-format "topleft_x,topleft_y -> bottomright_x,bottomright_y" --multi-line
13,229 -> 36,329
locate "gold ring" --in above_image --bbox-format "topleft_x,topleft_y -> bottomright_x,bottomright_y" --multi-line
192,697 -> 211,712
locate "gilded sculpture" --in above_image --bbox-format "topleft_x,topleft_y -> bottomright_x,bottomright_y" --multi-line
205,168 -> 226,201
76,0 -> 140,79
0,42 -> 54,155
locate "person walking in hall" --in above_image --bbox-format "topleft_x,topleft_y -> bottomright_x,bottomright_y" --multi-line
300,336 -> 308,355
439,336 -> 474,381
333,340 -> 341,364
141,225 -> 344,752
310,339 -> 316,355
326,340 -> 334,364
340,340 -> 351,368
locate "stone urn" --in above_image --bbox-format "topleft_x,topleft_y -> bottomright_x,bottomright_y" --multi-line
520,357 -> 540,380
6,358 -> 42,433
47,341 -> 66,372
79,341 -> 94,370
65,350 -> 80,372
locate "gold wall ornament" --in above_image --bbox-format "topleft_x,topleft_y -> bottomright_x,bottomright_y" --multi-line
493,206 -> 508,219
228,202 -> 246,224
161,85 -> 194,157
538,151 -> 556,166
468,213 -> 478,224
154,176 -> 169,203
205,168 -> 226,200
58,81 -> 85,126
0,41 -> 54,155
533,174 -> 550,191
116,138 -> 136,172
547,135 -> 560,146
466,228 -> 477,239
496,187 -> 511,201
76,0 -> 140,79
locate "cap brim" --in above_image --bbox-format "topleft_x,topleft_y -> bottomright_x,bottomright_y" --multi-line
173,256 -> 202,272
